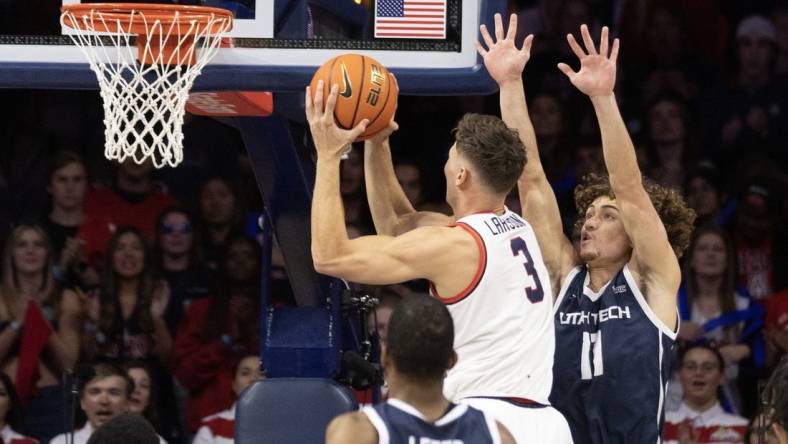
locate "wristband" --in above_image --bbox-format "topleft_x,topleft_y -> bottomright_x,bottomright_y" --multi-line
9,320 -> 22,332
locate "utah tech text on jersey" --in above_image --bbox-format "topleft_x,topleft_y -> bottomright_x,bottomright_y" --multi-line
558,305 -> 632,325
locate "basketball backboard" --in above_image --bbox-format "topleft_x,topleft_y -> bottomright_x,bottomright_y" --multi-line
0,0 -> 504,94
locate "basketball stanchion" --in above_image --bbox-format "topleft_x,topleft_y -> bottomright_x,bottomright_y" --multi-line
60,3 -> 233,168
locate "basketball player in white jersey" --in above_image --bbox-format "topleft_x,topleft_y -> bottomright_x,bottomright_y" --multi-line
306,30 -> 571,444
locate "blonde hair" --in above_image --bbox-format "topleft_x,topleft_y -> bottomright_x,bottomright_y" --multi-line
0,224 -> 57,321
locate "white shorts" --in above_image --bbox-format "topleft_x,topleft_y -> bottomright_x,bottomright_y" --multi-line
461,398 -> 573,444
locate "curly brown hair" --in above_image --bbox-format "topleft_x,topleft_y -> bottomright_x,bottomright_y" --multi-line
573,173 -> 696,258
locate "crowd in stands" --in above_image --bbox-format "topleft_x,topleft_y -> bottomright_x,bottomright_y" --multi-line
0,0 -> 786,442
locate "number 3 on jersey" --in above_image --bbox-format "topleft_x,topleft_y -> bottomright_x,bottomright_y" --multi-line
510,237 -> 544,303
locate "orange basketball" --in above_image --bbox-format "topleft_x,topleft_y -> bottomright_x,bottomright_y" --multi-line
310,53 -> 398,141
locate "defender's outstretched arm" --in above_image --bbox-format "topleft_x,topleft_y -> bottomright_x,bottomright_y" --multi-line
558,25 -> 681,328
477,13 -> 579,296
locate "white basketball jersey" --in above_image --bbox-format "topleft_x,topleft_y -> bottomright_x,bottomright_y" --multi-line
434,209 -> 555,404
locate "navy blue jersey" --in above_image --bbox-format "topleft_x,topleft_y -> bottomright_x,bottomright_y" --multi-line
362,398 -> 501,444
549,265 -> 676,444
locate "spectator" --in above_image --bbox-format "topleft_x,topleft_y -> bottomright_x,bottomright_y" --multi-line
124,360 -> 178,443
82,227 -> 172,365
664,345 -> 748,443
684,163 -> 729,228
774,5 -> 788,77
702,15 -> 788,170
366,290 -> 403,344
0,372 -> 36,444
173,236 -> 261,433
196,177 -> 244,271
645,94 -> 697,191
393,161 -> 424,210
729,180 -> 787,300
41,150 -> 103,291
747,413 -> 780,444
676,225 -> 756,413
83,158 -> 177,243
763,288 -> 788,368
0,224 -> 81,443
192,354 -> 263,444
621,3 -> 709,109
50,363 -> 131,444
339,149 -> 372,235
762,357 -> 788,443
152,206 -> 212,335
529,91 -> 574,185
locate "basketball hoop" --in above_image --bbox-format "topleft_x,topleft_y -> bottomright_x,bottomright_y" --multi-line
60,3 -> 233,168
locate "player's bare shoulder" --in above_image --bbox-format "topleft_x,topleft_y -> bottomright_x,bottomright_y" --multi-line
325,411 -> 377,444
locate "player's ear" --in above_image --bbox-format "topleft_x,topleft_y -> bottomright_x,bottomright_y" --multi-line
380,343 -> 390,368
447,351 -> 458,371
456,167 -> 468,187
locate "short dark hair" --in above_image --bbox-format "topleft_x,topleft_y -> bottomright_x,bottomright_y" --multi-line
79,363 -> 134,400
386,296 -> 454,381
48,150 -> 86,181
86,413 -> 159,444
680,344 -> 725,372
453,113 -> 526,195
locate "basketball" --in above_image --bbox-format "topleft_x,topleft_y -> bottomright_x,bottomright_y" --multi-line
309,53 -> 398,140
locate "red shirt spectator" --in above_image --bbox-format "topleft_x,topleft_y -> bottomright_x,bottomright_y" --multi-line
173,296 -> 259,432
83,159 -> 177,245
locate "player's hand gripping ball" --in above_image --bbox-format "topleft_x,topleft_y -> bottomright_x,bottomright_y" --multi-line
310,53 -> 398,140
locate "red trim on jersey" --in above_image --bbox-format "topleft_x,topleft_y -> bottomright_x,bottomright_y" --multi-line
431,222 -> 487,305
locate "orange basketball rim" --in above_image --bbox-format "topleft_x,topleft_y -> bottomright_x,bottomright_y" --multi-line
61,3 -> 233,65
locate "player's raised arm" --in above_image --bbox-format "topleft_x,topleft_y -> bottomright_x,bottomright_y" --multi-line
307,79 -> 476,289
558,25 -> 686,326
476,13 -> 579,295
364,121 -> 452,236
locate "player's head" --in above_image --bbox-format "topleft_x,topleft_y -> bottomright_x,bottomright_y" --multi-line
382,296 -> 456,383
573,173 -> 695,265
678,345 -> 725,408
445,113 -> 525,209
86,413 -> 159,444
79,363 -> 133,429
764,357 -> 788,443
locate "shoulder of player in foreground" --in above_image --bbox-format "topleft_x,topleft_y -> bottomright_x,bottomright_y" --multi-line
325,411 -> 377,444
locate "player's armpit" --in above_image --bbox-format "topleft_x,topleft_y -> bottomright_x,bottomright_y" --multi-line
520,179 -> 580,293
325,412 -> 377,444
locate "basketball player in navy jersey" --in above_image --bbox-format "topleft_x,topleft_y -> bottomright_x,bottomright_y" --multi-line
307,25 -> 571,441
484,17 -> 696,443
325,296 -> 514,444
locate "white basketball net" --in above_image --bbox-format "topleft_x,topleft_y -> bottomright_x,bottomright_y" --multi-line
61,9 -> 231,168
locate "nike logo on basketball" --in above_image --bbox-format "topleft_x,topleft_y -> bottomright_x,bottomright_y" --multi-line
340,64 -> 352,98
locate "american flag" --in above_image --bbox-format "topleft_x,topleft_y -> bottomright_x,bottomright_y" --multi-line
374,0 -> 447,39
